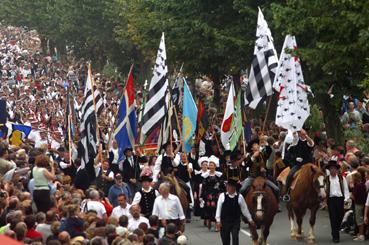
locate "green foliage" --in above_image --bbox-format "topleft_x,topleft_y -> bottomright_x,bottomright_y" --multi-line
305,104 -> 324,132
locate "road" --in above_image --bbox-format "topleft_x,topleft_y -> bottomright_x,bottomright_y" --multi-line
184,206 -> 359,245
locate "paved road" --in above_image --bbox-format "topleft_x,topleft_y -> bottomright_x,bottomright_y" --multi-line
185,207 -> 359,245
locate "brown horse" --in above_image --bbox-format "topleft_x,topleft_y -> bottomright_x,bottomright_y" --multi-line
161,174 -> 189,214
280,163 -> 326,243
245,177 -> 279,245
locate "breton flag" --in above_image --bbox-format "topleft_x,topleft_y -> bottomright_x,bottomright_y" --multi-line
274,35 -> 311,132
244,7 -> 278,109
79,65 -> 103,168
157,89 -> 173,151
114,67 -> 137,161
182,79 -> 197,152
221,82 -> 236,150
172,75 -> 184,110
141,33 -> 169,138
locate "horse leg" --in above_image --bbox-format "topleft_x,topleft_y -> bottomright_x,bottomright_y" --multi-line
249,222 -> 259,245
261,223 -> 271,245
295,210 -> 305,240
307,206 -> 318,244
288,208 -> 297,239
258,225 -> 264,245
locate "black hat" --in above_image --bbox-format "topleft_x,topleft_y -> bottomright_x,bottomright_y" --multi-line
115,173 -> 123,180
223,150 -> 232,156
230,150 -> 241,161
163,142 -> 177,150
325,158 -> 340,170
140,175 -> 153,182
246,138 -> 259,153
123,147 -> 133,155
227,179 -> 238,187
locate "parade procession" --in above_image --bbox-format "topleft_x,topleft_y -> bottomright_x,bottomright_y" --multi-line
1,1 -> 369,245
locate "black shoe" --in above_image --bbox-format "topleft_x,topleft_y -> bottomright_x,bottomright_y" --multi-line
332,238 -> 340,243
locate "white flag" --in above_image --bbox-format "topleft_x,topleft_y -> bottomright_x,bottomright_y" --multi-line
221,82 -> 236,150
274,35 -> 311,132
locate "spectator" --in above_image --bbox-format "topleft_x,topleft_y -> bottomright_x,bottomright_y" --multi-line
111,194 -> 131,219
82,190 -> 107,220
108,174 -> 132,207
351,173 -> 367,241
24,214 -> 43,241
128,205 -> 149,232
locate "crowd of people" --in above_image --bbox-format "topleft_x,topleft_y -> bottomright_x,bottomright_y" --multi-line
0,25 -> 369,245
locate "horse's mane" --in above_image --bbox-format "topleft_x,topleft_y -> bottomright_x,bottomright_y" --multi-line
295,163 -> 322,190
162,175 -> 182,196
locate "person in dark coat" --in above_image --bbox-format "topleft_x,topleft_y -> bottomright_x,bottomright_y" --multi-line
121,147 -> 140,195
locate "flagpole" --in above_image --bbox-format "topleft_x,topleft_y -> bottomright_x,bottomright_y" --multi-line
106,64 -> 134,157
88,63 -> 103,162
68,114 -> 72,166
262,96 -> 273,134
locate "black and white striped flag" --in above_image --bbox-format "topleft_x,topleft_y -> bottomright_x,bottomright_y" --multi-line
79,65 -> 103,168
244,7 -> 278,109
141,33 -> 169,138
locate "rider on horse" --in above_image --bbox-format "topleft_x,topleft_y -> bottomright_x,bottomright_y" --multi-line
153,142 -> 192,204
239,138 -> 280,201
282,129 -> 314,202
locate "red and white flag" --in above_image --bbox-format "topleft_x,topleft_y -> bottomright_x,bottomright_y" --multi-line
221,82 -> 236,150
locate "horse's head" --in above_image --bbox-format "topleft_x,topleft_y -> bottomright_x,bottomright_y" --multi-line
310,164 -> 326,200
251,177 -> 267,220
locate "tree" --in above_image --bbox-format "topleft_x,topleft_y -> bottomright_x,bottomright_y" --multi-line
114,0 -> 261,102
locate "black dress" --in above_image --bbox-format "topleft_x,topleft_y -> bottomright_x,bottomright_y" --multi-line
201,172 -> 224,221
193,170 -> 207,217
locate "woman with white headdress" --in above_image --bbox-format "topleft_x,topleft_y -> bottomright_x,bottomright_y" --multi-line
193,156 -> 209,218
199,155 -> 224,231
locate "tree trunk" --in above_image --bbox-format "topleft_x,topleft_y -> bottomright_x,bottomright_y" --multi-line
318,94 -> 344,144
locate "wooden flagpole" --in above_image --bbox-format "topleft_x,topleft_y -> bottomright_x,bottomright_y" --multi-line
68,114 -> 72,166
106,64 -> 134,157
262,96 -> 273,134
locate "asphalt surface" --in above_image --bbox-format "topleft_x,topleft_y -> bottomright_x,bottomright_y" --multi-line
184,206 -> 361,245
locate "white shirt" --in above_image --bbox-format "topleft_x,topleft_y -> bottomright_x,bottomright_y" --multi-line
85,200 -> 107,218
365,194 -> 369,207
152,194 -> 185,220
128,216 -> 150,232
111,204 -> 132,219
132,187 -> 159,205
153,153 -> 180,182
328,175 -> 350,201
215,192 -> 253,223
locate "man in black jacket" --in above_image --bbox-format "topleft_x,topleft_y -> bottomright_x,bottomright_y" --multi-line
122,147 -> 140,195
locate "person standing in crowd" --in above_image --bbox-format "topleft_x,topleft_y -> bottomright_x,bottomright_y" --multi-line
111,194 -> 131,219
325,158 -> 350,243
188,145 -> 199,171
82,189 -> 107,220
193,157 -> 209,218
153,142 -> 180,182
0,141 -> 15,175
132,168 -> 159,218
32,154 -> 55,213
152,182 -> 185,229
200,156 -> 224,231
108,173 -> 132,207
109,140 -> 120,174
122,147 -> 140,195
95,160 -> 114,194
215,179 -> 255,245
351,172 -> 367,241
128,205 -> 150,232
341,101 -> 362,130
